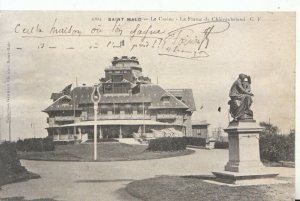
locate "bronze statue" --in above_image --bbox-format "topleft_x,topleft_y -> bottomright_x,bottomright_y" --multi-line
228,74 -> 253,121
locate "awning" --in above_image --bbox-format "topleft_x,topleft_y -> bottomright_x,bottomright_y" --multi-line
59,120 -> 171,127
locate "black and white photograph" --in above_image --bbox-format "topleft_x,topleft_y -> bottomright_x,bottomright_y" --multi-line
0,9 -> 296,201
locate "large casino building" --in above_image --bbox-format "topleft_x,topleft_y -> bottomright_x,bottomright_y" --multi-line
43,56 -> 207,141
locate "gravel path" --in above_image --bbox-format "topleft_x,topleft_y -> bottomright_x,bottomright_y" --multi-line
0,149 -> 294,201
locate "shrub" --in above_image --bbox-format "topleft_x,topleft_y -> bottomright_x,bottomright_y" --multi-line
0,142 -> 26,176
16,137 -> 55,152
259,133 -> 294,162
183,137 -> 206,146
148,137 -> 186,151
214,141 -> 229,149
212,133 -> 295,162
53,141 -> 74,145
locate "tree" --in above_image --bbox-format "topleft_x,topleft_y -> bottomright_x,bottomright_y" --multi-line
259,122 -> 294,162
259,122 -> 279,135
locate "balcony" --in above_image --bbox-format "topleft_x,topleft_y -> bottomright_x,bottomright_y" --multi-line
87,114 -> 151,120
156,114 -> 177,119
54,116 -> 75,121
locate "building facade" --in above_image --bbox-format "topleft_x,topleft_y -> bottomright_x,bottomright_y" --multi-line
43,56 -> 196,141
191,120 -> 210,138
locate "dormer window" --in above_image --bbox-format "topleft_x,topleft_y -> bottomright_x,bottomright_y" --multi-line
161,93 -> 171,104
161,96 -> 170,103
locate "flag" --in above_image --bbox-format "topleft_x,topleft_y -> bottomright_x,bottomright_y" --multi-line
62,84 -> 72,95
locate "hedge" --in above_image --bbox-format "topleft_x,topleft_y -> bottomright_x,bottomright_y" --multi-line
16,137 -> 55,152
148,137 -> 209,151
0,142 -> 26,177
148,137 -> 186,151
214,141 -> 229,149
183,137 -> 206,147
259,133 -> 294,162
53,141 -> 74,145
212,133 -> 295,162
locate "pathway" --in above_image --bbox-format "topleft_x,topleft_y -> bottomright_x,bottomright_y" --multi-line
0,149 -> 294,201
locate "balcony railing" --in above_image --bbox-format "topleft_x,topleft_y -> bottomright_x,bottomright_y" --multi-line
53,134 -> 88,142
54,116 -> 75,121
156,114 -> 177,119
87,114 -> 151,120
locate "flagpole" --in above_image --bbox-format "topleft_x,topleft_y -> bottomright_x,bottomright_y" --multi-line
32,122 -> 36,138
156,67 -> 158,84
113,102 -> 115,116
143,94 -> 145,135
73,85 -> 76,137
6,43 -> 11,142
7,83 -> 11,142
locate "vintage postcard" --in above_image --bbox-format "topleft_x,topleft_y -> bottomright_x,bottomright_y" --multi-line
0,11 -> 295,201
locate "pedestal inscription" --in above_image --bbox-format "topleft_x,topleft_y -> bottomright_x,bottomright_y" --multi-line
212,120 -> 278,181
224,120 -> 264,172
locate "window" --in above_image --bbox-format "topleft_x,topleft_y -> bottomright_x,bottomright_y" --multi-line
100,105 -> 108,114
87,107 -> 94,116
137,104 -> 144,114
132,104 -> 138,113
124,104 -> 132,114
161,96 -> 170,103
112,74 -> 123,82
104,84 -> 112,94
113,104 -> 120,114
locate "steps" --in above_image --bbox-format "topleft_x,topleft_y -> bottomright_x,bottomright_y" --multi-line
118,138 -> 142,145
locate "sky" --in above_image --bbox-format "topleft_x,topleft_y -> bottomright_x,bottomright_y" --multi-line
0,11 -> 295,140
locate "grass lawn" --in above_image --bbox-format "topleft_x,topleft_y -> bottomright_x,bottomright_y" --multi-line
17,143 -> 194,162
0,171 -> 40,188
0,197 -> 59,201
126,176 -> 295,201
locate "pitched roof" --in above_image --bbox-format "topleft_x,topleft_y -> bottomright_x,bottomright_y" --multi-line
43,95 -> 82,112
50,92 -> 63,100
166,89 -> 196,111
140,85 -> 189,109
70,84 -> 189,109
44,84 -> 194,112
69,86 -> 152,104
192,120 -> 210,126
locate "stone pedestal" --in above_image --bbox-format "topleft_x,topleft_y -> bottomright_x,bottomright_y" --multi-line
212,120 -> 278,182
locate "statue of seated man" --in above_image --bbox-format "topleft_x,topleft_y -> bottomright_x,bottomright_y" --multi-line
228,74 -> 254,121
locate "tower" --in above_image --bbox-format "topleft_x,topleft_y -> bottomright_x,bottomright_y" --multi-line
100,56 -> 151,95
